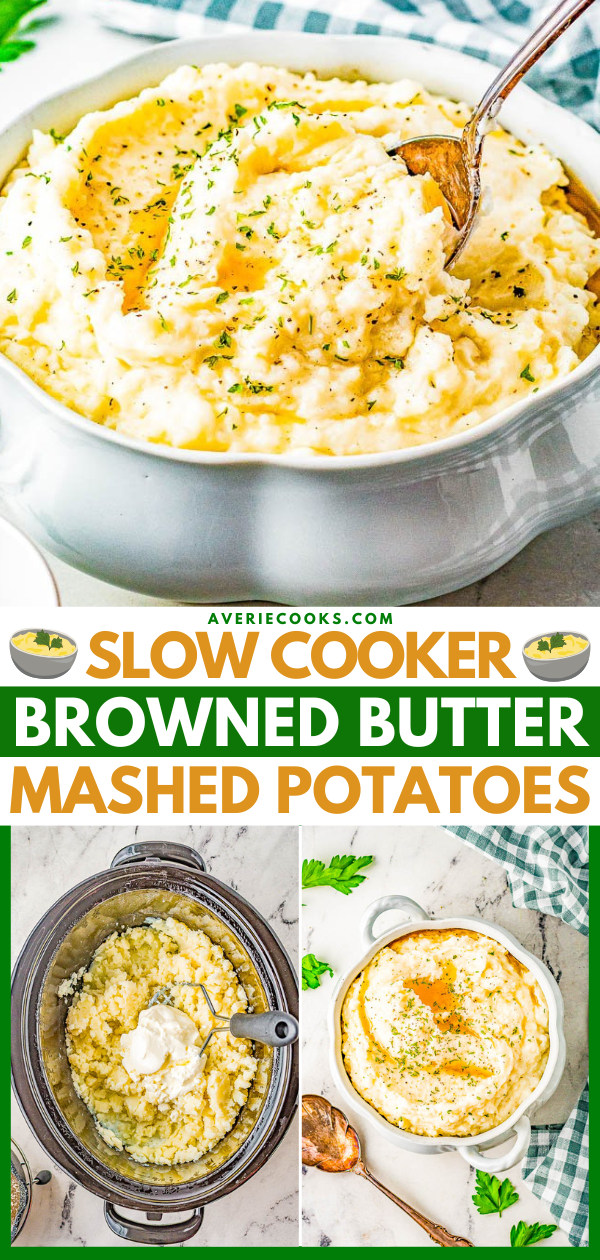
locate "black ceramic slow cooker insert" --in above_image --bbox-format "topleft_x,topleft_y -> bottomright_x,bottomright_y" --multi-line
11,841 -> 298,1245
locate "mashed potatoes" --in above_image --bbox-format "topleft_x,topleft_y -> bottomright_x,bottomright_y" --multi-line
62,917 -> 258,1165
1,63 -> 598,455
12,630 -> 75,657
341,928 -> 549,1138
525,633 -> 588,659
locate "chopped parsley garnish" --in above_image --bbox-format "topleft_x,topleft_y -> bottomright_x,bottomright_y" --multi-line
244,376 -> 273,394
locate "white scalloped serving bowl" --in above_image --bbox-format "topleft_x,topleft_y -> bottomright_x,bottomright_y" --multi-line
0,33 -> 599,602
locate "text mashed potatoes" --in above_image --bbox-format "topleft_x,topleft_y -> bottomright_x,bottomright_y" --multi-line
341,928 -> 549,1137
1,63 -> 598,455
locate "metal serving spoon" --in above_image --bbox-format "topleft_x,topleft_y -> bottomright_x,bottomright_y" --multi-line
148,981 -> 299,1053
389,0 -> 597,264
302,1095 -> 473,1247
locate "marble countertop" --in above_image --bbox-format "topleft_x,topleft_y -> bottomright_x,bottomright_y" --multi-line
11,824 -> 299,1247
301,825 -> 588,1248
0,0 -> 598,608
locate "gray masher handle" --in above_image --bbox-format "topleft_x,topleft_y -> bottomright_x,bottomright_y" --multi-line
229,1010 -> 299,1046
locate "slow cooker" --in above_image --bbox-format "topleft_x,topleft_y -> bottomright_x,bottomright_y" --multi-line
11,841 -> 298,1244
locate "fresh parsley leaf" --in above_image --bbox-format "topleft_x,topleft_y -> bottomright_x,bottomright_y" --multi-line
510,1221 -> 557,1247
0,38 -> 34,62
520,364 -> 535,382
302,953 -> 333,990
34,630 -> 50,647
302,854 -> 373,894
49,636 -> 63,650
550,633 -> 566,650
536,639 -> 551,653
472,1170 -> 519,1217
0,1 -> 47,69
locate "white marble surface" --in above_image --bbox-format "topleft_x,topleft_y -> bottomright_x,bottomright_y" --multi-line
301,825 -> 588,1248
11,825 -> 299,1247
0,0 -> 598,608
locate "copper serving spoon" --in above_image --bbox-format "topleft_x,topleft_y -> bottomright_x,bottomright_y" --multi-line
302,1095 -> 473,1247
389,0 -> 597,265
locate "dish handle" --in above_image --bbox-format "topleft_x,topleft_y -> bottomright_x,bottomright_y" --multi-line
360,895 -> 429,949
458,1115 -> 531,1173
104,1203 -> 204,1244
110,841 -> 206,872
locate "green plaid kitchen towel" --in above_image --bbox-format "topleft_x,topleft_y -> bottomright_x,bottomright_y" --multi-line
94,1 -> 600,129
445,825 -> 589,1248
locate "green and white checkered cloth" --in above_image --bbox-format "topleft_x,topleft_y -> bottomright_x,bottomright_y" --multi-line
94,0 -> 600,130
445,825 -> 589,1248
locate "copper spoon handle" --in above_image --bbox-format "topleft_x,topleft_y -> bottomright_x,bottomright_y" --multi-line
354,1160 -> 473,1248
467,0 -> 596,155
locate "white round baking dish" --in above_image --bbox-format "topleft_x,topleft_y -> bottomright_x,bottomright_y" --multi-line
329,894 -> 565,1172
0,32 -> 599,603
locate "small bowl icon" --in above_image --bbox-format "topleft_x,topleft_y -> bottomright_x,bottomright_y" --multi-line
522,631 -> 590,681
10,628 -> 78,678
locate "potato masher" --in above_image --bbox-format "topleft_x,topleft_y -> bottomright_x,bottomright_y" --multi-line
148,982 -> 299,1053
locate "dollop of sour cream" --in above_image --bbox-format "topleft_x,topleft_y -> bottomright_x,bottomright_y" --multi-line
121,1005 -> 204,1104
